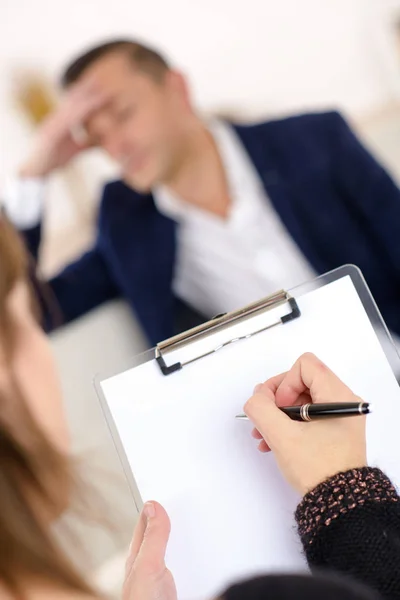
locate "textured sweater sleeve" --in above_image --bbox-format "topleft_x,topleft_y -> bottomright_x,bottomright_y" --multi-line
295,468 -> 400,599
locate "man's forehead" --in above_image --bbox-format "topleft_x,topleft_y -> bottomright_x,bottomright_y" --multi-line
78,56 -> 140,135
76,52 -> 138,91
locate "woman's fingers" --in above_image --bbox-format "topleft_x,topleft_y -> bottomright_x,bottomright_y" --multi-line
260,372 -> 286,396
274,353 -> 353,406
247,353 -> 353,457
245,354 -> 367,494
252,428 -> 263,439
126,502 -> 171,577
252,428 -> 271,451
135,502 -> 171,574
257,373 -> 311,408
258,439 -> 270,453
244,386 -> 293,452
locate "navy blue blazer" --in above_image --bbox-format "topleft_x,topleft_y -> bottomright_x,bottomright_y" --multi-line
25,111 -> 400,346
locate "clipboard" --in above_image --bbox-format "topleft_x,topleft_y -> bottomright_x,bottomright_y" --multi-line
95,265 -> 400,600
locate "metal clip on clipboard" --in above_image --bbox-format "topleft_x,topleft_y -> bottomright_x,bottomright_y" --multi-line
155,290 -> 301,376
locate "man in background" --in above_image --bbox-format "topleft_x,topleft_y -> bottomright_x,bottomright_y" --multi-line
3,39 -> 400,346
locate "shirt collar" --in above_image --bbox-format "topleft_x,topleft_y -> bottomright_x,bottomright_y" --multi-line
153,119 -> 261,223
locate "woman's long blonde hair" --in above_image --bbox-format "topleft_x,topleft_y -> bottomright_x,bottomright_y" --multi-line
0,215 -> 95,597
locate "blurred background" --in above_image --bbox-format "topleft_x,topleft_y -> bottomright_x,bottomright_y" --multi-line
2,0 -> 400,272
2,0 -> 400,596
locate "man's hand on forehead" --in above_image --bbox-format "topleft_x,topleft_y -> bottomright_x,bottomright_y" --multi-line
63,80 -> 111,146
19,77 -> 112,177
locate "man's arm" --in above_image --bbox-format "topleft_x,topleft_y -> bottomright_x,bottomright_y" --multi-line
2,77 -> 111,262
2,178 -> 120,330
46,245 -> 120,328
326,111 -> 400,268
0,79 -> 120,328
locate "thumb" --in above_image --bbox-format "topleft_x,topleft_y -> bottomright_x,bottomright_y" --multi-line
244,385 -> 293,452
135,501 -> 171,575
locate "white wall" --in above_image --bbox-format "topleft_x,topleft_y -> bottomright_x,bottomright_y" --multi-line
1,0 -> 400,230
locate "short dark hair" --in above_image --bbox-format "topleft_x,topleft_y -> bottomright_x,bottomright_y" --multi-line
61,39 -> 170,88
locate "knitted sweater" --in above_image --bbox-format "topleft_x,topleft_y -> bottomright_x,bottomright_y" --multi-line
296,467 -> 400,599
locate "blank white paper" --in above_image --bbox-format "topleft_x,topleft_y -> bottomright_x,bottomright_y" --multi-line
100,276 -> 400,600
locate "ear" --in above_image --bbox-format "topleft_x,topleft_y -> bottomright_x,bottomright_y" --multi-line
166,70 -> 192,111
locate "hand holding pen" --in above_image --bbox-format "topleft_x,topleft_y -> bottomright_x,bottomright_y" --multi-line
242,353 -> 368,495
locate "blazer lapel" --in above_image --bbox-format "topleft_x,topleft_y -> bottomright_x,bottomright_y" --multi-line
232,123 -> 329,275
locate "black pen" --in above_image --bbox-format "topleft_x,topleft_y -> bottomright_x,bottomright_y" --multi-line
236,401 -> 370,422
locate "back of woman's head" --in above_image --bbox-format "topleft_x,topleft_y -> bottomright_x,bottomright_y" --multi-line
223,573 -> 380,600
0,216 -> 94,596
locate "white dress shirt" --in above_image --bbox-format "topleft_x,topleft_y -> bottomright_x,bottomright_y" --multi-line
155,120 -> 315,317
1,120 -> 315,318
